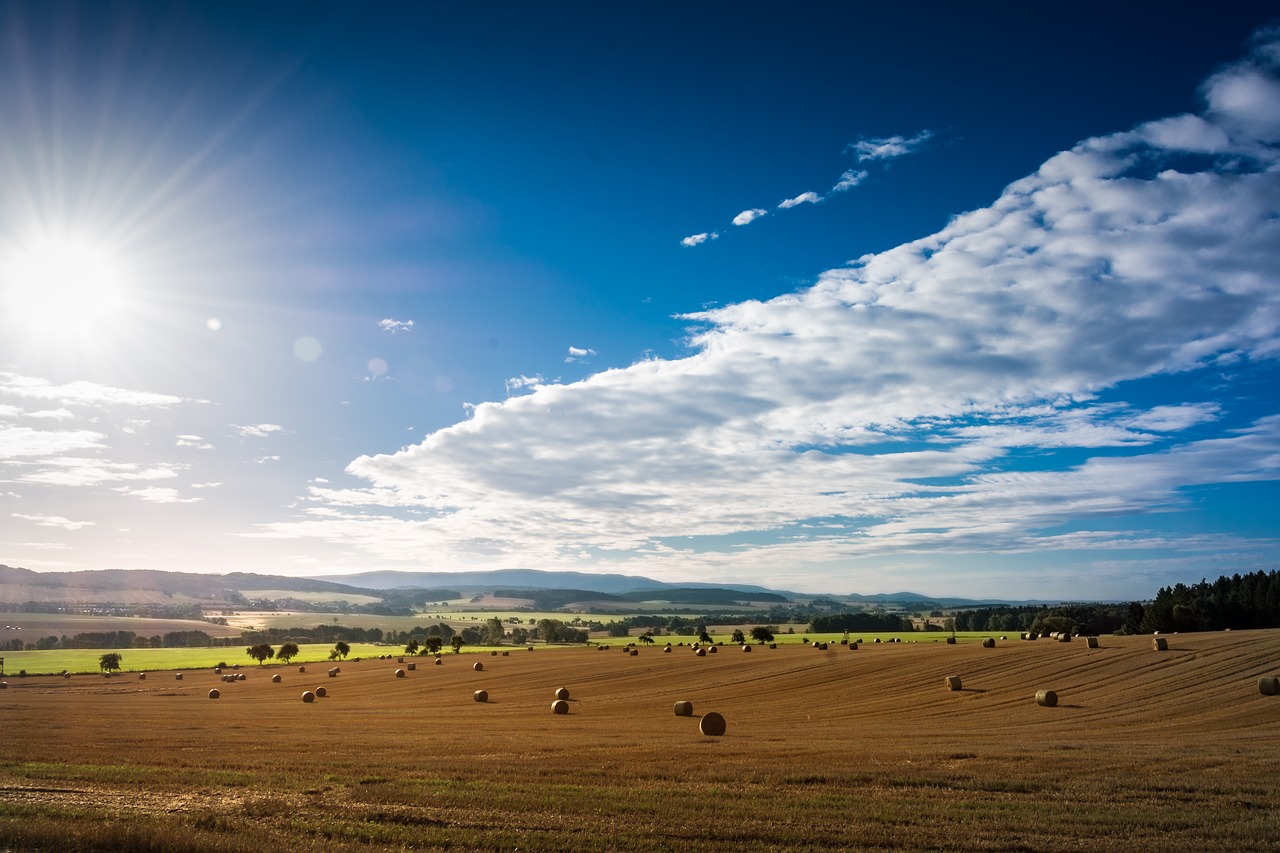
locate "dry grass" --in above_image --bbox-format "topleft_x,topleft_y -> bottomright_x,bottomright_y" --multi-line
2,631 -> 1279,851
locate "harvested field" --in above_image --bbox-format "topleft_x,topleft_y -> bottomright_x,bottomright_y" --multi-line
1,630 -> 1279,851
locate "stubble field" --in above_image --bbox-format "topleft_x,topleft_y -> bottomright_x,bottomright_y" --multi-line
1,630 -> 1278,852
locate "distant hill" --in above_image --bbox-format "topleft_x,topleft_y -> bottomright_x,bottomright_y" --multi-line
322,568 -> 782,597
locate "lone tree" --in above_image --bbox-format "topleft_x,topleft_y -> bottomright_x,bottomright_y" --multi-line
638,632 -> 655,645
276,642 -> 299,665
731,629 -> 746,645
404,639 -> 420,656
332,641 -> 350,660
750,626 -> 775,644
246,643 -> 275,665
99,652 -> 123,674
424,636 -> 443,655
450,636 -> 464,654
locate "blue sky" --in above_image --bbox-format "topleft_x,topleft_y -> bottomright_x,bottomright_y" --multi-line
1,2 -> 1279,599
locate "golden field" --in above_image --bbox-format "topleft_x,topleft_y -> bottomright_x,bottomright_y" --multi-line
2,630 -> 1278,851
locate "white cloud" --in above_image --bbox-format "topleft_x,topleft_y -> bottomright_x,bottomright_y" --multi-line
680,232 -> 718,247
565,346 -> 597,364
0,426 -> 106,458
259,34 -> 1280,587
233,423 -> 284,438
830,169 -> 868,193
113,486 -> 201,504
255,455 -> 281,464
732,208 -> 768,226
15,459 -> 184,487
379,318 -> 415,333
847,130 -> 933,162
0,371 -> 195,408
778,192 -> 821,209
506,375 -> 544,395
176,435 -> 215,450
11,512 -> 95,531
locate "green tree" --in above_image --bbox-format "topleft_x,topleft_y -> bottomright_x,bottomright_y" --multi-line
246,643 -> 275,665
698,630 -> 713,645
99,652 -> 123,674
450,636 -> 464,654
424,636 -> 443,655
606,621 -> 631,637
484,617 -> 505,645
332,641 -> 350,660
730,629 -> 746,645
638,632 -> 655,645
404,639 -> 420,656
276,642 -> 300,665
750,626 -> 775,644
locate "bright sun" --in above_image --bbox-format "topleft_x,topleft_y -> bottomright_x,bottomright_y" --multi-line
1,235 -> 130,339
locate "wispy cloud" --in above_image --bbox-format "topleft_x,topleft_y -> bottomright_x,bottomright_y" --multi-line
847,130 -> 933,162
732,208 -> 768,226
258,34 -> 1280,590
233,423 -> 284,438
829,169 -> 868,194
565,346 -> 597,364
778,192 -> 821,209
506,375 -> 544,395
113,486 -> 201,504
379,318 -> 415,333
11,512 -> 95,531
176,435 -> 215,450
0,371 -> 196,408
681,232 -> 718,247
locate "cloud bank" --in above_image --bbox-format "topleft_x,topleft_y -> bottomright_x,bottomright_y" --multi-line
261,33 -> 1280,592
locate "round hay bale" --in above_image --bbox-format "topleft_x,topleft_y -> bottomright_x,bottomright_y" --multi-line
708,646 -> 718,654
208,688 -> 220,699
770,643 -> 778,649
527,646 -> 534,651
945,675 -> 963,691
982,638 -> 995,648
630,649 -> 638,656
1085,637 -> 1100,649
397,657 -> 404,663
1058,633 -> 1071,643
874,638 -> 882,644
491,651 -> 498,656
1153,637 -> 1169,651
395,669 -> 406,678
742,645 -> 752,652
664,646 -> 672,653
695,648 -> 707,657
435,658 -> 444,666
848,642 -> 857,650
315,685 -> 327,697
551,699 -> 569,715
237,673 -> 246,681
175,673 -> 184,681
301,691 -> 315,703
473,661 -> 484,672
945,637 -> 956,644
138,673 -> 146,680
674,700 -> 694,716
699,711 -> 727,736
0,682 -> 6,689
473,689 -> 488,703
502,651 -> 509,656
63,672 -> 71,679
554,687 -> 570,701
298,666 -> 306,673
328,669 -> 338,678
1035,689 -> 1058,707
1258,677 -> 1280,696
271,673 -> 282,683
407,662 -> 416,671
214,667 -> 222,674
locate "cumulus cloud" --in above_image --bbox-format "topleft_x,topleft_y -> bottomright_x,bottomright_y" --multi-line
680,232 -> 718,247
732,208 -> 768,226
779,191 -> 821,209
379,318 -> 415,333
506,375 -> 544,395
113,486 -> 201,504
847,130 -> 933,162
259,34 -> 1280,588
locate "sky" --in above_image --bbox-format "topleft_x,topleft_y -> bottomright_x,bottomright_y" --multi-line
1,2 -> 1279,600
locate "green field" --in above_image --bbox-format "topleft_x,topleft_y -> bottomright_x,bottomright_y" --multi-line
1,631 -> 1004,675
